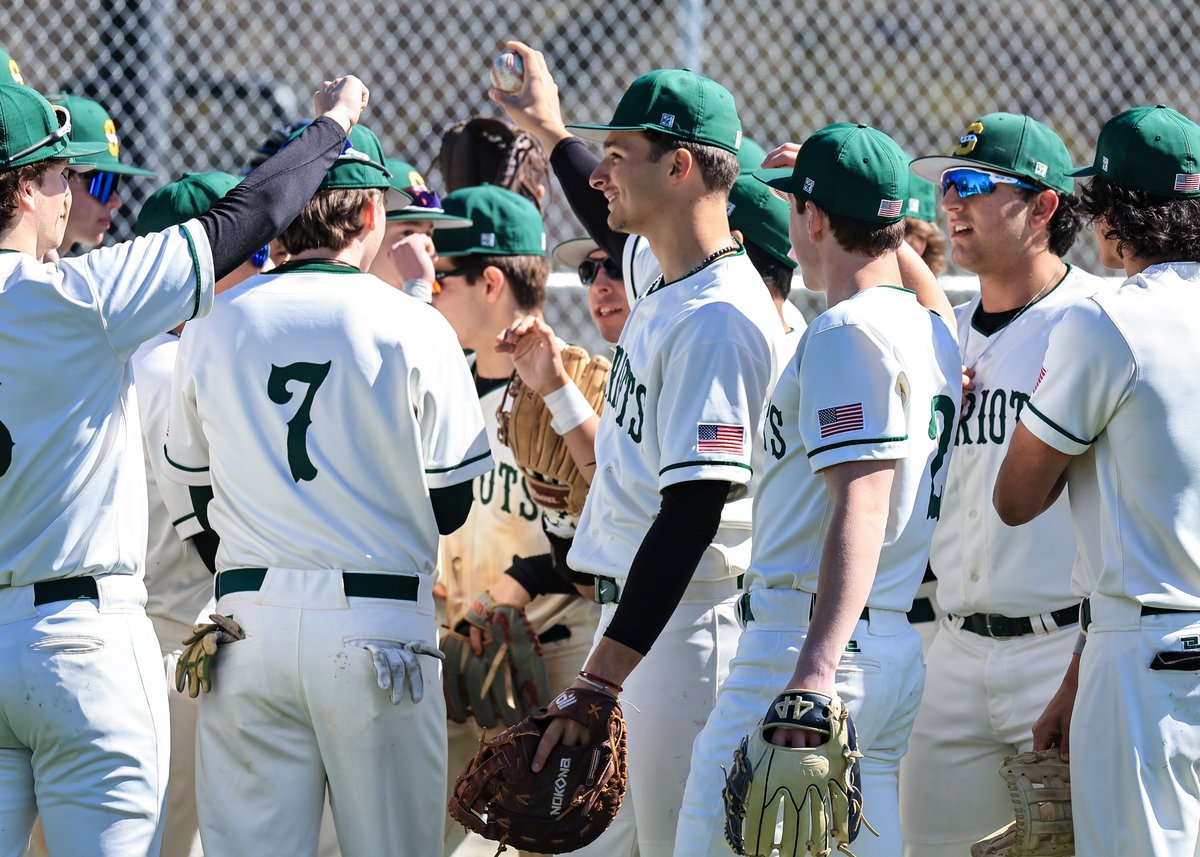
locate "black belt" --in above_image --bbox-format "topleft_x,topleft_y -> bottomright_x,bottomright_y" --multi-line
592,573 -> 745,605
32,576 -> 100,606
907,597 -> 936,624
739,591 -> 870,625
538,624 -> 571,645
955,605 -> 1079,639
216,568 -> 419,602
1081,597 -> 1200,632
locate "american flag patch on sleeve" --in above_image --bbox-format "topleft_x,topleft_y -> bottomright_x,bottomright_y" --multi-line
1175,173 -> 1200,192
698,423 -> 745,454
818,403 -> 865,438
1034,366 -> 1046,392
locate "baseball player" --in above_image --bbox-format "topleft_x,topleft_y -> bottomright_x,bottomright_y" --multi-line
0,75 -> 367,857
898,112 -> 1111,857
388,184 -> 596,857
366,157 -> 471,292
164,122 -> 492,857
130,171 -> 272,857
47,94 -> 156,253
994,104 -> 1200,857
496,67 -> 784,857
675,123 -> 960,857
552,237 -> 630,344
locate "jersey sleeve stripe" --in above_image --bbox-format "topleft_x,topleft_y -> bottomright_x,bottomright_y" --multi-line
659,460 -> 753,476
163,444 -> 210,473
1023,401 -> 1094,447
171,512 -> 198,528
806,434 -> 908,459
425,449 -> 492,475
181,226 -> 204,321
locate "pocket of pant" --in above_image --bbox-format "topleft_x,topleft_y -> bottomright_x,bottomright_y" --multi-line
29,635 -> 105,654
1149,651 -> 1200,671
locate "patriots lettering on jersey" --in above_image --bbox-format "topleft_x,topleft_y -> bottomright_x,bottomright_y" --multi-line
476,461 -> 539,521
606,345 -> 647,444
697,423 -> 744,455
817,403 -> 864,438
956,387 -> 1031,446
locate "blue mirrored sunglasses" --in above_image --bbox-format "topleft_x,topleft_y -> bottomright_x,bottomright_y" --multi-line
251,245 -> 270,268
78,170 -> 121,204
940,168 -> 1039,198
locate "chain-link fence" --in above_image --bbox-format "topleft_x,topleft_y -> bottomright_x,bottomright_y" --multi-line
6,0 -> 1196,343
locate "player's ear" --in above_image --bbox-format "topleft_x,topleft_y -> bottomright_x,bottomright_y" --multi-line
806,202 -> 827,243
359,191 -> 384,234
1028,188 -> 1060,232
480,264 -> 507,303
668,147 -> 693,183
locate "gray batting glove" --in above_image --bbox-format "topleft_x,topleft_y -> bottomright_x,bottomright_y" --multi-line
361,640 -> 445,704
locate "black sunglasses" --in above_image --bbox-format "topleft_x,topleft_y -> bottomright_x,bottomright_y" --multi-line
434,266 -> 482,284
71,170 -> 121,204
578,256 -> 620,285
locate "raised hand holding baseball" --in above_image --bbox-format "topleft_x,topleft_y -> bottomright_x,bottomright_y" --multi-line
487,40 -> 570,151
312,75 -> 369,132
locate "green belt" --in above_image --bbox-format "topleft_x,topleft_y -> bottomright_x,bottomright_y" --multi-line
216,567 -> 419,602
592,573 -> 745,605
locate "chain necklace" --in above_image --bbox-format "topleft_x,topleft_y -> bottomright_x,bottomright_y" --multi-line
965,262 -> 1066,371
647,243 -> 741,293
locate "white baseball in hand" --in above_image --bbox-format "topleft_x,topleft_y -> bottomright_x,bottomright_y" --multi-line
490,50 -> 524,93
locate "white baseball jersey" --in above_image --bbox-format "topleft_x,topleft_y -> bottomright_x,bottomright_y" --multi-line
744,286 -> 961,611
0,223 -> 215,586
1023,262 -> 1200,607
165,264 -> 492,574
133,333 -> 213,645
438,372 -> 587,632
568,244 -> 782,583
930,265 -> 1112,615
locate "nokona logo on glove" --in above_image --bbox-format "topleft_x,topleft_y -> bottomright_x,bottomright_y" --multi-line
551,757 -> 572,816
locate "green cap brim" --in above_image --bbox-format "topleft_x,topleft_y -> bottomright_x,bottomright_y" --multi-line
30,140 -> 110,169
752,167 -> 794,192
386,209 -> 473,227
1065,164 -> 1098,177
91,162 -> 157,177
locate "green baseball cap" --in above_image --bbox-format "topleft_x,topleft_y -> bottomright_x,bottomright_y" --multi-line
568,69 -> 743,155
47,94 -> 156,177
433,184 -> 546,257
1067,105 -> 1200,198
910,112 -> 1073,194
0,84 -> 108,172
288,123 -> 392,191
905,174 -> 938,222
737,136 -> 767,174
727,174 -> 796,269
755,123 -> 911,225
134,171 -> 240,236
383,158 -> 471,226
1,49 -> 25,86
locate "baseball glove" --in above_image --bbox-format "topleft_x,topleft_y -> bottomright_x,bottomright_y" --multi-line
723,690 -> 872,857
971,750 -> 1073,857
441,592 -> 552,728
449,686 -> 627,854
175,614 -> 245,698
435,115 -> 548,212
496,346 -> 610,517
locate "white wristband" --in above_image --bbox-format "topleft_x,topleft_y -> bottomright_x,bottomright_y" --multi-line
403,278 -> 434,303
544,382 -> 595,435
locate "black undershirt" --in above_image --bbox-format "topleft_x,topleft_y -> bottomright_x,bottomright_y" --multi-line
549,137 -> 628,273
971,303 -> 1025,336
603,480 -> 730,655
196,116 -> 346,280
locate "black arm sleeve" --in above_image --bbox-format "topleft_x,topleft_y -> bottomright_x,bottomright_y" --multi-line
190,531 -> 219,575
505,552 -> 579,599
197,116 -> 347,280
602,480 -> 730,655
431,481 -> 474,535
549,137 -> 628,268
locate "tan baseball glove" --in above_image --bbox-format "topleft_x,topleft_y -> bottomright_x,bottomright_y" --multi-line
175,613 -> 245,697
971,749 -> 1073,857
449,686 -> 627,853
497,345 -> 610,517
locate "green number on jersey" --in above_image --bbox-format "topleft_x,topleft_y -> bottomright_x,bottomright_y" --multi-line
268,361 -> 332,483
926,394 -> 956,520
0,418 -> 11,478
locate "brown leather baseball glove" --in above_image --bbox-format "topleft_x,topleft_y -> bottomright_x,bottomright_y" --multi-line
971,749 -> 1073,857
449,686 -> 627,854
496,345 -> 610,517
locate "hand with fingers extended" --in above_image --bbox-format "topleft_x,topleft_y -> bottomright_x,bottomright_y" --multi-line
312,75 -> 369,133
360,639 -> 445,704
496,315 -> 570,397
760,141 -> 802,171
175,614 -> 246,698
486,40 -> 571,152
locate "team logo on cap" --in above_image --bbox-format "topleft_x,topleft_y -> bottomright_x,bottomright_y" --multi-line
7,59 -> 22,86
727,201 -> 736,215
734,130 -> 743,150
406,170 -> 426,187
908,198 -> 920,214
103,118 -> 120,157
1175,174 -> 1200,192
878,199 -> 903,218
480,232 -> 496,247
1034,162 -> 1048,178
1102,156 -> 1110,172
659,113 -> 675,129
954,121 -> 985,156
803,177 -> 815,193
